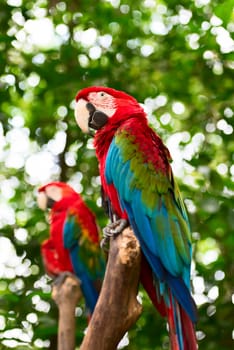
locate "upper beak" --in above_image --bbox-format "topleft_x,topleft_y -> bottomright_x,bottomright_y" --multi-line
37,192 -> 47,211
74,98 -> 90,133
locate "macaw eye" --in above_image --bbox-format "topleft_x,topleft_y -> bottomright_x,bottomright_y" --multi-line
99,92 -> 106,97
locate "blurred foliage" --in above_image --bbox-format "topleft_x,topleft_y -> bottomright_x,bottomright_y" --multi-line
0,0 -> 234,349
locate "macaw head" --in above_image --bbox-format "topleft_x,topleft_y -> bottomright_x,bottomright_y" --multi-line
37,181 -> 78,210
75,86 -> 145,133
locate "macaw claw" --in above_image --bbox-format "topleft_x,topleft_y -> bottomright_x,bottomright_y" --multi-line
103,218 -> 128,237
53,271 -> 77,287
101,219 -> 129,251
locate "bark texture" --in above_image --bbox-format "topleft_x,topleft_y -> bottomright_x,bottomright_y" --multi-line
80,227 -> 142,350
52,275 -> 82,350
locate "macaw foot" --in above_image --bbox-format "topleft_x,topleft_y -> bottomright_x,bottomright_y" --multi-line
101,219 -> 128,251
103,219 -> 129,237
53,271 -> 76,287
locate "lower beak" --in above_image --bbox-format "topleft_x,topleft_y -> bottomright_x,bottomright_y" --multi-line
75,99 -> 109,133
86,102 -> 109,130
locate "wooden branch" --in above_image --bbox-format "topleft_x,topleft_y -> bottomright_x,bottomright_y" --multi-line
52,275 -> 82,350
80,227 -> 142,350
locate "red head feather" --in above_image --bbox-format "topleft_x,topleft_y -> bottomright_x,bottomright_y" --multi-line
75,86 -> 138,104
38,182 -> 78,198
75,86 -> 146,129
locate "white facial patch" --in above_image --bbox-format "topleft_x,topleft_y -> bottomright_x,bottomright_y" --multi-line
88,92 -> 116,117
45,186 -> 63,202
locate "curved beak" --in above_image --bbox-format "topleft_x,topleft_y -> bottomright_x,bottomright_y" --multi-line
75,99 -> 109,133
74,98 -> 90,133
37,185 -> 61,210
37,192 -> 48,211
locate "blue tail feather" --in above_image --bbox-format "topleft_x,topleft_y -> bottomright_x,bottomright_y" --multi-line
167,273 -> 197,323
70,246 -> 99,313
171,294 -> 183,349
122,200 -> 197,323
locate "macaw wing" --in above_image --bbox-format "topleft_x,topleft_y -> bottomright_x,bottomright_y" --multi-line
105,129 -> 196,322
63,210 -> 105,280
63,210 -> 105,312
41,239 -> 65,277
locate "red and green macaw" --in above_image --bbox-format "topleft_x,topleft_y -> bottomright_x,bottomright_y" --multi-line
37,181 -> 105,315
74,86 -> 197,349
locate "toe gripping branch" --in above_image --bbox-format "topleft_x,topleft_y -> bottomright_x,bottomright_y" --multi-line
53,271 -> 78,287
101,219 -> 129,251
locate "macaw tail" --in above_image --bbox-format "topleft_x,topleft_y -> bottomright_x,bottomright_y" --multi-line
140,254 -> 167,317
79,272 -> 99,314
167,291 -> 197,350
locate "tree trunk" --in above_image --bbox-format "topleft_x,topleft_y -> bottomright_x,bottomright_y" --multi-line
52,275 -> 82,350
80,227 -> 142,350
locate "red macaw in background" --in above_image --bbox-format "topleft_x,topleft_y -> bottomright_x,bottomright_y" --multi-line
37,181 -> 105,315
74,86 -> 198,350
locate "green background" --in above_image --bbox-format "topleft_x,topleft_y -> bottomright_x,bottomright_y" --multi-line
0,0 -> 233,349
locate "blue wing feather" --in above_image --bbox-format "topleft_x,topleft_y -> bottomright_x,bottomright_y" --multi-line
105,136 -> 197,322
63,214 -> 100,313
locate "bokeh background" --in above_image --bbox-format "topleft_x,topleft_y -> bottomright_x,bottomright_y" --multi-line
0,0 -> 233,349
